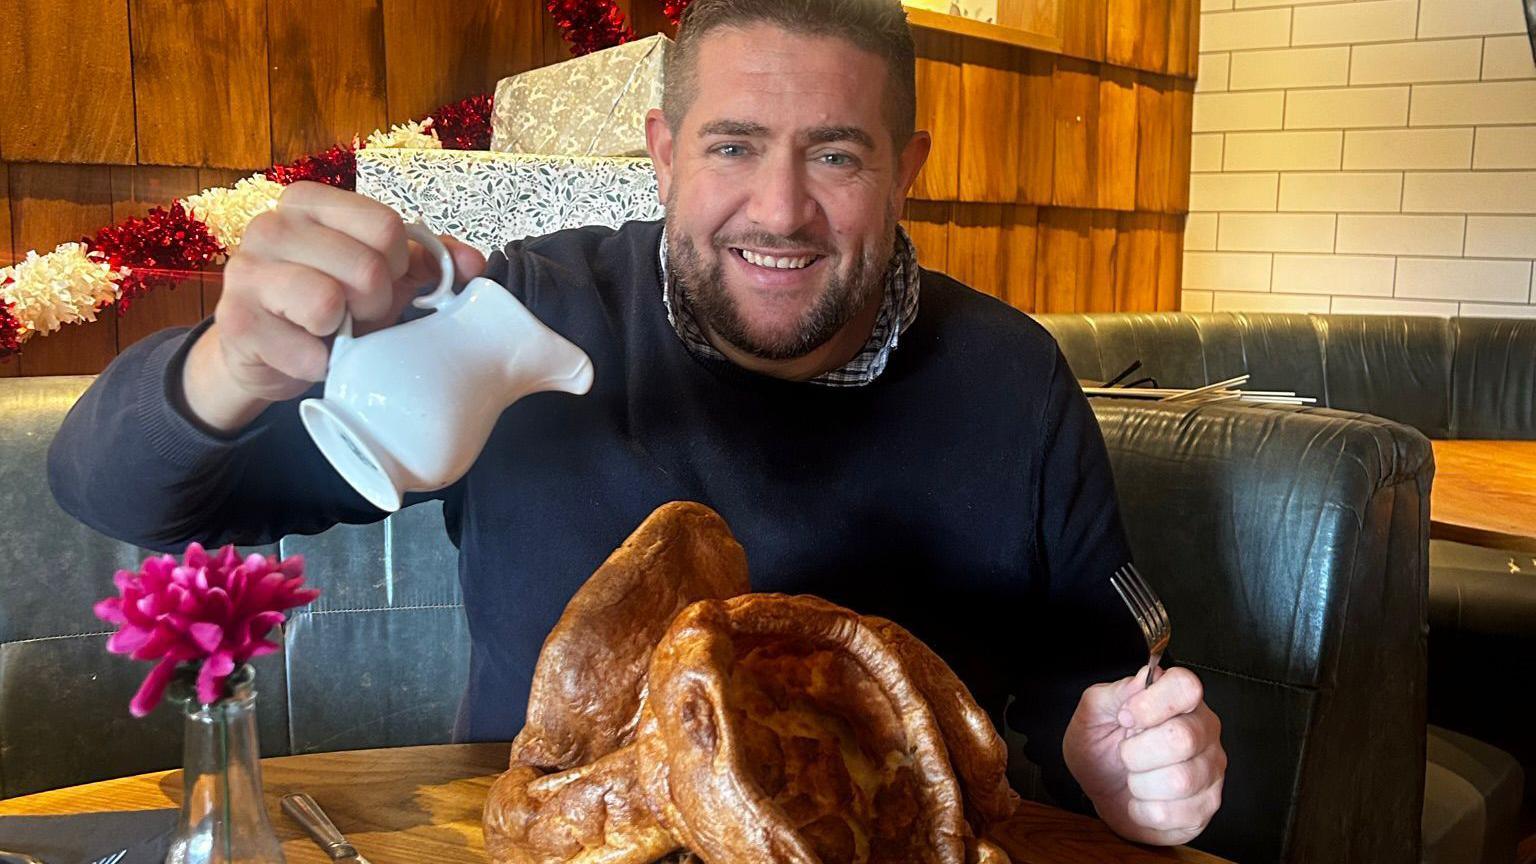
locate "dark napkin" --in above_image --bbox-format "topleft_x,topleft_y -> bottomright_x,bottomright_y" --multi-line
0,808 -> 176,864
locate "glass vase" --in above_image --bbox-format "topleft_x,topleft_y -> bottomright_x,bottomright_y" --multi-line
164,665 -> 286,864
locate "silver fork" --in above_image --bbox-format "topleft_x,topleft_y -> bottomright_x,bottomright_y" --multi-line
91,851 -> 127,864
1111,562 -> 1170,687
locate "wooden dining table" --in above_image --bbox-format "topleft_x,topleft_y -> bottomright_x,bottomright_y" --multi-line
1429,440 -> 1536,554
0,743 -> 1230,863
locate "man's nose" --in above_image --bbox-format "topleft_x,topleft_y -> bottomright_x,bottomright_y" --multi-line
745,152 -> 818,239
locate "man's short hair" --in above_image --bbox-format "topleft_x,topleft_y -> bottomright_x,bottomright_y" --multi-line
662,0 -> 918,147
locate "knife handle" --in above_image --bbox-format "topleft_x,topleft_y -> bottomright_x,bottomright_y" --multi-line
281,792 -> 358,857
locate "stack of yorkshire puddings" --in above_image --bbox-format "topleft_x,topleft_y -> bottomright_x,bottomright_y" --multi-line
484,502 -> 1024,864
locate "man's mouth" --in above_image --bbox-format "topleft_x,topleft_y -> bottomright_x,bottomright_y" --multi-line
731,247 -> 823,271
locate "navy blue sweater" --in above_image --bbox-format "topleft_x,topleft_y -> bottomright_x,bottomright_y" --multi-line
49,219 -> 1137,807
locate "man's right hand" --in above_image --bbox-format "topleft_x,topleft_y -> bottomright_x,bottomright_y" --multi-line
182,181 -> 486,433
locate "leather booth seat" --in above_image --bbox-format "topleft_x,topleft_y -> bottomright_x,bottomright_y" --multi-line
4,364 -> 1444,862
1035,312 -> 1535,864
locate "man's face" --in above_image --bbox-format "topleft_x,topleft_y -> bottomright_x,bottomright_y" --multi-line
647,24 -> 929,361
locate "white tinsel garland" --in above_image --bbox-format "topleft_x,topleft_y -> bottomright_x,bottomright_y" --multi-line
0,244 -> 125,338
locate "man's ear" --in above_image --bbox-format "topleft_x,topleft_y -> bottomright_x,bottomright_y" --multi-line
646,108 -> 675,201
891,130 -> 933,215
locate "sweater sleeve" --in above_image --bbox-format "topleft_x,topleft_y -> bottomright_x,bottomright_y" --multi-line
1007,347 -> 1143,812
47,319 -> 422,552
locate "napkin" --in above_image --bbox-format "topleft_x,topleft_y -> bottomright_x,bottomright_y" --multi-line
0,808 -> 176,863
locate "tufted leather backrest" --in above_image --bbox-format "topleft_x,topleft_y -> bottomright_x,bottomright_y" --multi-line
1034,313 -> 1536,440
1094,399 -> 1432,863
0,377 -> 468,799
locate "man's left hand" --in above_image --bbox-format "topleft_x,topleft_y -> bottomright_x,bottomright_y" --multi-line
1062,665 -> 1227,846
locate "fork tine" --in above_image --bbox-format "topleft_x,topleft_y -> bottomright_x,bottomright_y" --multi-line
1111,568 -> 1154,641
1122,563 -> 1168,639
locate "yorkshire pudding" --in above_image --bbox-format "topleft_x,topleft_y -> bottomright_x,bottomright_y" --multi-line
484,502 -> 1021,864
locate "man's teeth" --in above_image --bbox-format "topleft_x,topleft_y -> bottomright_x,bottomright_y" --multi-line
738,249 -> 816,270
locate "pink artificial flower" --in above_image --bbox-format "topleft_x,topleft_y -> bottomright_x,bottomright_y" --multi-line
94,543 -> 319,717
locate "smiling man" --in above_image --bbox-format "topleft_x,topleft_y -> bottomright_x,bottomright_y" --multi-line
50,0 -> 1225,850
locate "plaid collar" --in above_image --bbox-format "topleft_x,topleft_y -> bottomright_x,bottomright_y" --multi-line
658,225 -> 921,387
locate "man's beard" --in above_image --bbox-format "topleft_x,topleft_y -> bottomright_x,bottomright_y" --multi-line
665,211 -> 893,361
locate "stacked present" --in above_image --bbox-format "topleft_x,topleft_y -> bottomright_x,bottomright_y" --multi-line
356,35 -> 669,253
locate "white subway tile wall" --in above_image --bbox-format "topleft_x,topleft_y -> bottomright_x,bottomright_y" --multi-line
1189,0 -> 1536,316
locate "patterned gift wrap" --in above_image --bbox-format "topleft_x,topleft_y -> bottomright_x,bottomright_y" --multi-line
356,149 -> 664,255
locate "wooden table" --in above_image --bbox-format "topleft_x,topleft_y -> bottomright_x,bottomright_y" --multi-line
1430,440 -> 1536,554
0,744 -> 1229,863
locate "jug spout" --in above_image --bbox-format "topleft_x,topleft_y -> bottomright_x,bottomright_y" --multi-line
524,337 -> 595,397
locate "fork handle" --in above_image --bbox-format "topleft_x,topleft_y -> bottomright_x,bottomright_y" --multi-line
1144,652 -> 1163,688
282,793 -> 358,858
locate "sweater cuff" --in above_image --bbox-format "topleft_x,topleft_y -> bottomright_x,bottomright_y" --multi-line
134,318 -> 273,469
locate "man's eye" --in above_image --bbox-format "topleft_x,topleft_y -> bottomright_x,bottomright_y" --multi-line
712,144 -> 748,158
817,152 -> 856,168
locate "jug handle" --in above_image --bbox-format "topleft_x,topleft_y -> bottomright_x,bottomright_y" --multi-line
332,221 -> 458,360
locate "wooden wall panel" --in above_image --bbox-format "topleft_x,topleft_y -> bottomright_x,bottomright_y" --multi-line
1,164 -> 12,266
1186,0 -> 1202,81
131,0 -> 271,169
1157,214 -> 1185,311
1136,0 -> 1171,74
1167,0 -> 1194,78
1097,66 -> 1138,211
1087,209 -> 1118,312
1169,82 -> 1195,213
112,168 -> 208,350
1018,51 -> 1056,206
0,0 -> 136,164
1114,212 -> 1162,311
1058,0 -> 1106,62
384,0 -> 547,123
913,31 -> 962,202
903,200 -> 953,273
959,41 -> 1023,203
1036,208 -> 1091,313
619,0 -> 676,39
1051,58 -> 1101,209
949,204 -> 1040,309
1136,79 -> 1175,213
1105,0 -> 1141,70
269,0 -> 389,164
11,165 -> 119,376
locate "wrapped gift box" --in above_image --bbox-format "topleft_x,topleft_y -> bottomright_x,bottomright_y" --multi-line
356,149 -> 663,255
491,34 -> 668,157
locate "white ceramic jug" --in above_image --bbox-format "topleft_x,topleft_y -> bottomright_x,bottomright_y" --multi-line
300,223 -> 594,512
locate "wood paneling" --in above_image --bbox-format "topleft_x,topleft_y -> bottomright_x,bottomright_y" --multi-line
1186,0 -> 1201,82
948,203 -> 1039,309
0,0 -> 136,164
619,0 -> 675,39
1097,65 -> 1139,211
384,0 -> 546,123
1051,58 -> 1101,209
1,164 -> 12,266
131,0 -> 270,169
1059,0 -> 1106,63
269,0 -> 389,164
1135,78 -> 1175,213
903,200 -> 953,273
1114,212 -> 1161,311
1158,213 -> 1185,311
959,41 -> 1023,203
913,31 -> 962,202
1167,0 -> 1194,78
1169,82 -> 1195,213
111,167 -> 208,350
1018,51 -> 1056,206
11,165 -> 119,376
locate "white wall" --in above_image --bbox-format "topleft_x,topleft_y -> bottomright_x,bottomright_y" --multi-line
1184,0 -> 1536,317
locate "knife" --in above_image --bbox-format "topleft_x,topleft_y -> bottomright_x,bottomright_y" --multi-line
280,793 -> 373,864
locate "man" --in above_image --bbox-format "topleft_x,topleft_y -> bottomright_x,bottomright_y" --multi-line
49,0 -> 1225,848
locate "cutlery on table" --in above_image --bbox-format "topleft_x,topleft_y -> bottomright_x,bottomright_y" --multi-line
280,793 -> 372,864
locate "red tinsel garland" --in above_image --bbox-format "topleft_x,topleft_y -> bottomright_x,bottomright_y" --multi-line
547,0 -> 635,56
0,294 -> 21,360
428,93 -> 495,151
89,202 -> 225,312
